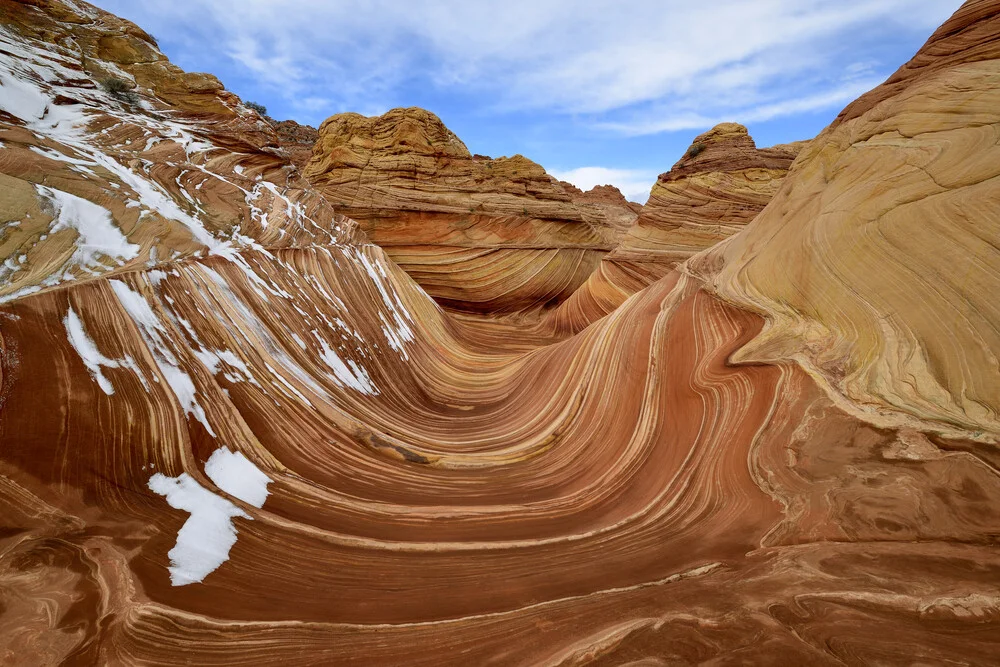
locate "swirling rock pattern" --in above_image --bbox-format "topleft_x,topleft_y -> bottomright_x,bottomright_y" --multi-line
545,124 -> 803,335
304,107 -> 640,314
694,0 -> 1000,437
1,1 -> 1000,665
0,0 -> 362,307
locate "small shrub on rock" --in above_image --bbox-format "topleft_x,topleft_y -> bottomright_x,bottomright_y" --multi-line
245,101 -> 268,116
686,142 -> 706,159
99,77 -> 139,104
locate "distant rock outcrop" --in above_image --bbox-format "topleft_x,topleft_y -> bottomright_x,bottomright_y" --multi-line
272,119 -> 319,169
545,123 -> 803,334
304,107 -> 640,314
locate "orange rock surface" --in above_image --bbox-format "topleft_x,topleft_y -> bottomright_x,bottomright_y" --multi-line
305,107 -> 640,314
1,1 -> 999,665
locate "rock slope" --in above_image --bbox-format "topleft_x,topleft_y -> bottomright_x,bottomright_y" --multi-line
694,0 -> 1000,439
304,107 -> 640,314
545,123 -> 802,334
1,1 -> 999,665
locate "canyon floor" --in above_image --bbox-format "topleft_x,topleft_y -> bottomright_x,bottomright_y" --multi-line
1,0 -> 1000,665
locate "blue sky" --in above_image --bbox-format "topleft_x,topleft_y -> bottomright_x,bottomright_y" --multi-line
92,0 -> 961,201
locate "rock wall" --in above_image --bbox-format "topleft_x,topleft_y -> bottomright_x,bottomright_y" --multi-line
695,0 -> 1000,438
545,123 -> 802,334
304,107 -> 640,314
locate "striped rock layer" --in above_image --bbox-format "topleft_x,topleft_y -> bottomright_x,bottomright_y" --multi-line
1,1 -> 999,666
304,107 -> 640,314
544,123 -> 804,335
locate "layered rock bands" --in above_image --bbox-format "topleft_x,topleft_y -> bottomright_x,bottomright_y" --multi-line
1,1 -> 999,665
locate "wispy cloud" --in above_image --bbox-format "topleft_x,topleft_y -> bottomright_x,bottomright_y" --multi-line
599,76 -> 887,136
94,0 -> 960,132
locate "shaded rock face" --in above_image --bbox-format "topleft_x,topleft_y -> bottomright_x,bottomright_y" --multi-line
271,119 -> 318,169
305,107 -> 639,314
1,1 -> 1000,665
544,122 -> 803,335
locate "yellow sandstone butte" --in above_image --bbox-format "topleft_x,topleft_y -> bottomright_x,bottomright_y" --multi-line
305,107 -> 640,314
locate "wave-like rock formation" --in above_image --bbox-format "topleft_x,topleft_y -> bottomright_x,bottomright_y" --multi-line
304,107 -> 640,314
694,0 -> 1000,438
2,0 -> 1000,665
545,124 -> 803,335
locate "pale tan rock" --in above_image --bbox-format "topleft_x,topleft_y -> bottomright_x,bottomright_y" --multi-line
544,123 -> 802,334
694,0 -> 1000,437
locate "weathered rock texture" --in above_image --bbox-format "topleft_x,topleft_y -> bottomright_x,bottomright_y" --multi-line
544,123 -> 803,334
1,1 -> 1000,665
304,107 -> 640,314
694,0 -> 1000,439
0,0 -> 359,309
272,118 -> 318,169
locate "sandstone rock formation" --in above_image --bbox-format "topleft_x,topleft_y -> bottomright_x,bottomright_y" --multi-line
1,0 -> 1000,665
693,0 -> 1000,439
304,107 -> 640,314
545,123 -> 803,334
0,0 -> 359,310
272,118 -> 319,170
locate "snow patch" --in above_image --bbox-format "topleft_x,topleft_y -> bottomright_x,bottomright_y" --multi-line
37,184 -> 139,273
63,306 -> 147,394
317,337 -> 377,395
147,472 -> 249,586
63,307 -> 116,394
110,280 -> 216,436
204,447 -> 271,508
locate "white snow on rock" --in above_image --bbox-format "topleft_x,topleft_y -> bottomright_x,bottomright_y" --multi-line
148,447 -> 273,585
317,337 -> 377,395
355,249 -> 415,357
197,264 -> 328,402
110,279 -> 216,436
63,307 -> 117,394
0,26 -> 232,257
204,447 -> 272,508
37,184 -> 139,272
147,472 -> 250,586
63,306 -> 147,394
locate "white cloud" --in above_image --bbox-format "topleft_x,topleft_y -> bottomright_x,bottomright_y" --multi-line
600,76 -> 887,136
550,167 -> 659,204
94,0 -> 962,134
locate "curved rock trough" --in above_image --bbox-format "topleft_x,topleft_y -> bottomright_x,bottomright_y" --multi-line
1,0 -> 999,664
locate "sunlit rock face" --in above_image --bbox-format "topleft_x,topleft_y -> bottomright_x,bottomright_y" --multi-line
694,0 -> 1000,439
0,0 -> 361,308
304,107 -> 640,314
2,1 -> 1000,665
544,123 -> 803,335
